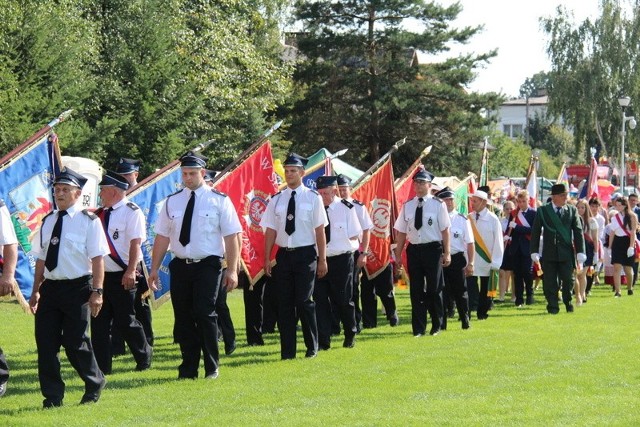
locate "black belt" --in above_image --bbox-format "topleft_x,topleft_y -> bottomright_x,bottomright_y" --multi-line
176,255 -> 218,264
46,275 -> 92,285
410,241 -> 442,247
451,252 -> 465,257
327,251 -> 354,259
279,245 -> 315,252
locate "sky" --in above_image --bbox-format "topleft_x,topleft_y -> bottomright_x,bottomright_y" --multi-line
437,0 -> 602,98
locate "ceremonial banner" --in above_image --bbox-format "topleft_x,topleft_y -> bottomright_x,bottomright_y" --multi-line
454,180 -> 469,215
302,161 -> 329,190
128,164 -> 183,309
353,160 -> 394,279
578,154 -> 598,200
394,165 -> 419,218
479,138 -> 489,187
556,162 -> 569,188
214,143 -> 278,284
0,131 -> 61,308
524,157 -> 538,208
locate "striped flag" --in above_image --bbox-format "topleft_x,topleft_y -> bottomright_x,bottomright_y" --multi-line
524,157 -> 537,208
556,162 -> 569,188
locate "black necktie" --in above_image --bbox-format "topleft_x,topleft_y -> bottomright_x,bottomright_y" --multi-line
476,212 -> 480,221
285,191 -> 296,235
179,191 -> 195,246
324,206 -> 331,243
556,207 -> 561,216
414,198 -> 423,230
45,210 -> 67,272
101,207 -> 113,232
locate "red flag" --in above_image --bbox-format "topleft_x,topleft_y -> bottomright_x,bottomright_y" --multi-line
394,164 -> 422,217
214,143 -> 279,283
353,160 -> 395,279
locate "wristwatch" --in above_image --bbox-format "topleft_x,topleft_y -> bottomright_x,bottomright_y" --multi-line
90,287 -> 104,296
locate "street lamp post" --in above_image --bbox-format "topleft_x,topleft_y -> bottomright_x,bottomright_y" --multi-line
618,96 -> 637,195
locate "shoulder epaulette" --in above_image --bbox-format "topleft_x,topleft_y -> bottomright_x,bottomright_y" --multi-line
0,199 -> 5,207
432,197 -> 443,203
272,190 -> 282,197
167,188 -> 184,199
42,211 -> 54,224
126,201 -> 140,210
458,213 -> 468,220
211,188 -> 227,197
341,199 -> 354,209
352,199 -> 364,206
82,209 -> 98,220
310,189 -> 319,195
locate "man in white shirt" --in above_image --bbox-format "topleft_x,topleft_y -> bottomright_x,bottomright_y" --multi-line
261,153 -> 328,359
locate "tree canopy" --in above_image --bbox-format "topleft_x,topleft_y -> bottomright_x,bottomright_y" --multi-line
285,0 -> 502,176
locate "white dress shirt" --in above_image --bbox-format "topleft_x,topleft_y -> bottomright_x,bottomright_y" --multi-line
32,202 -> 109,280
394,195 -> 450,244
0,202 -> 18,246
449,210 -> 473,255
102,198 -> 146,272
325,197 -> 362,257
155,185 -> 242,259
260,184 -> 328,248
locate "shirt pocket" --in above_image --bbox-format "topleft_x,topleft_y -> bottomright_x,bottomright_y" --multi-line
169,210 -> 184,234
64,232 -> 86,254
333,221 -> 348,239
198,209 -> 219,233
299,203 -> 313,222
451,226 -> 464,242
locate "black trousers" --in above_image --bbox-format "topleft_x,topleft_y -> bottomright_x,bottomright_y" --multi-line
169,256 -> 221,378
314,252 -> 357,347
469,276 -> 491,319
407,242 -> 444,335
351,251 -> 363,327
442,253 -> 469,329
541,259 -> 574,313
35,278 -> 104,403
110,267 -> 153,351
216,272 -> 236,350
242,272 -> 266,345
0,346 -> 8,383
91,271 -> 152,374
273,246 -> 318,359
262,275 -> 278,334
360,264 -> 397,328
512,249 -> 533,305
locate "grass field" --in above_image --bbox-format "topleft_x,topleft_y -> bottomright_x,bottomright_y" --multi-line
1,283 -> 639,426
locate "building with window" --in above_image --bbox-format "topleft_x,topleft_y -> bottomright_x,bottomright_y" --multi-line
497,95 -> 549,139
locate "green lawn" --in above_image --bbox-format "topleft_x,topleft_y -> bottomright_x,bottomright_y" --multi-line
1,283 -> 639,426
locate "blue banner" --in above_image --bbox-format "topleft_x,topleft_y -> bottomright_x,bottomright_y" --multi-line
0,134 -> 59,302
128,165 -> 183,308
302,162 -> 328,190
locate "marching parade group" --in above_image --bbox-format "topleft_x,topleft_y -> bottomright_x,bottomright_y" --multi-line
0,150 -> 638,408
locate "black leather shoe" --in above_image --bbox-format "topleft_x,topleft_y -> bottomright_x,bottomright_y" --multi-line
0,380 -> 6,398
205,370 -> 219,379
225,342 -> 236,356
80,379 -> 106,404
628,289 -> 634,296
319,343 -> 331,351
343,336 -> 355,348
389,314 -> 400,327
136,360 -> 151,371
566,304 -> 574,313
304,349 -> 317,358
461,317 -> 470,330
43,399 -> 63,408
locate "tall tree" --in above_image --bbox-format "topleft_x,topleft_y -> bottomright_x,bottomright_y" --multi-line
542,0 -> 640,161
0,0 -> 97,153
287,0 -> 502,175
178,0 -> 294,169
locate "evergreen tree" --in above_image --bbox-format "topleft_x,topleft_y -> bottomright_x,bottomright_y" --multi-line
287,0 -> 502,175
